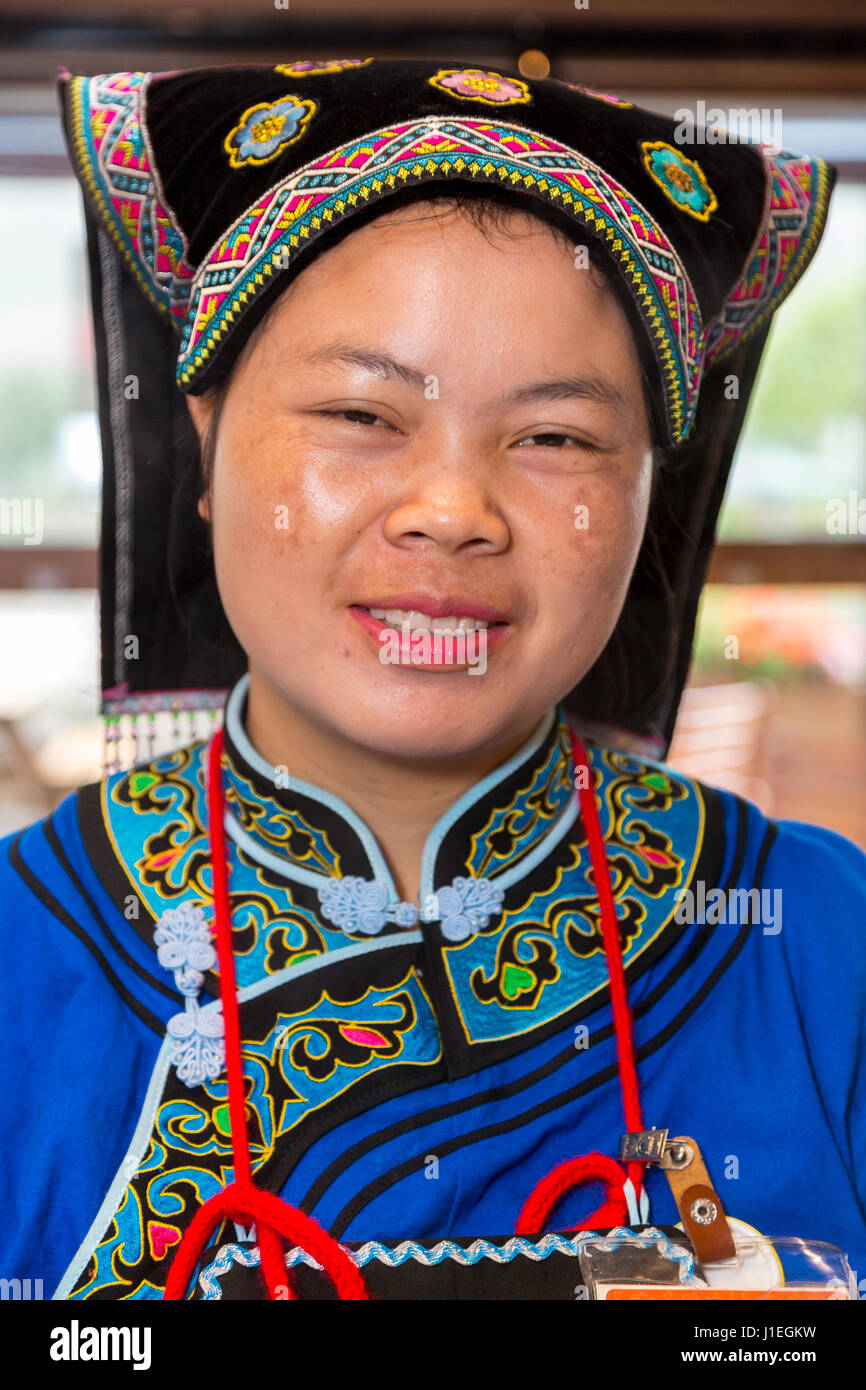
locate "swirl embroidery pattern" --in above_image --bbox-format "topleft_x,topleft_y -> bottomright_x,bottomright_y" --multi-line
443,748 -> 702,1043
66,970 -> 440,1299
105,742 -> 333,986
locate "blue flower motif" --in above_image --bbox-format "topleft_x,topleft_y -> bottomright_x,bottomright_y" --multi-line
154,901 -> 216,994
225,96 -> 316,169
640,141 -> 718,223
166,1002 -> 225,1089
318,877 -> 390,935
392,901 -> 419,929
428,877 -> 505,942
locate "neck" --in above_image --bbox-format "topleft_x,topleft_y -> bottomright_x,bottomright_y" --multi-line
242,668 -> 544,902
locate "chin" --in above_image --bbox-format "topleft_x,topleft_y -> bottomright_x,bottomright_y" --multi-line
323,678 -> 545,762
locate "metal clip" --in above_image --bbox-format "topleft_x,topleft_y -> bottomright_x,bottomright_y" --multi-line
618,1127 -> 669,1163
660,1139 -> 695,1171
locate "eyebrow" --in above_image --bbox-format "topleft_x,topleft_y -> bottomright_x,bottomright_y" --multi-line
303,342 -> 629,413
304,343 -> 428,391
505,375 -> 628,412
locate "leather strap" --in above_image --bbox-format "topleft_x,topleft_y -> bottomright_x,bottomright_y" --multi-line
661,1135 -> 737,1264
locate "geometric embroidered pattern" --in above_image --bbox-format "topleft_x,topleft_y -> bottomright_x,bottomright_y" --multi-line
65,71 -> 195,324
704,148 -> 832,365
177,117 -> 704,441
66,72 -> 835,446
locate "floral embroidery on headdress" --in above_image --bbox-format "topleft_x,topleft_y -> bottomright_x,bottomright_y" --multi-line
224,94 -> 316,169
428,68 -> 531,105
274,58 -> 373,77
640,141 -> 718,222
559,81 -> 633,108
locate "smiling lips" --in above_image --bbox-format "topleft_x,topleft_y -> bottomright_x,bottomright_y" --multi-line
349,598 -> 511,667
369,607 -> 490,634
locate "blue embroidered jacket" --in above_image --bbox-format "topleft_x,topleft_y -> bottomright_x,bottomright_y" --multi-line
1,674 -> 864,1299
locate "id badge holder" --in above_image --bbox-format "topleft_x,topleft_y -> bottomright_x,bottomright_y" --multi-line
579,1226 -> 854,1300
577,1227 -> 707,1300
580,1131 -> 855,1300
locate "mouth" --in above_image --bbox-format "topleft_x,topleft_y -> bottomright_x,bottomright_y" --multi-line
348,598 -> 512,669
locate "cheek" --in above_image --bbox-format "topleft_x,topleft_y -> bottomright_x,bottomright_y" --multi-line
208,436 -> 321,643
528,470 -> 651,632
211,431 -> 361,569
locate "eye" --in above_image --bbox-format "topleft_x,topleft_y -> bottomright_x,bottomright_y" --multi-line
515,431 -> 600,452
319,408 -> 395,429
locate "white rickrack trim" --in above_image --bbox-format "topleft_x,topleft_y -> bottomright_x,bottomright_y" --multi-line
197,1226 -> 699,1298
344,1233 -> 584,1268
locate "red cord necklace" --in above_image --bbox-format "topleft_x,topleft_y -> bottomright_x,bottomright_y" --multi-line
163,722 -> 647,1300
163,730 -> 368,1301
516,722 -> 647,1234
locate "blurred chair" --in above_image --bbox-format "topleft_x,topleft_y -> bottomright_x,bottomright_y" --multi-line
0,713 -> 57,828
668,680 -> 777,811
0,709 -> 102,834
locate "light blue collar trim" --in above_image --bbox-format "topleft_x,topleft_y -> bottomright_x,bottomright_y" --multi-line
225,674 -> 396,890
223,674 -> 572,941
417,705 -> 556,901
491,795 -> 580,894
223,808 -> 338,891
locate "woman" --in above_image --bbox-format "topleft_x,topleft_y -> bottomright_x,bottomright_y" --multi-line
1,58 -> 862,1301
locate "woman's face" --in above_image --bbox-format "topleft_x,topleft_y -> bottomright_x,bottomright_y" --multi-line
190,201 -> 654,761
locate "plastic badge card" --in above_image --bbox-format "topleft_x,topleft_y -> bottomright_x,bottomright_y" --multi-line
578,1223 -> 854,1301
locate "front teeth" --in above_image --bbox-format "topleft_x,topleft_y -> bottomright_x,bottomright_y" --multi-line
368,608 -> 490,633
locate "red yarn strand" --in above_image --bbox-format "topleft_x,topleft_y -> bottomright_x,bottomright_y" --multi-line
206,729 -> 251,1186
570,726 -> 645,1193
516,727 -> 648,1233
516,1153 -> 630,1235
162,727 -> 368,1301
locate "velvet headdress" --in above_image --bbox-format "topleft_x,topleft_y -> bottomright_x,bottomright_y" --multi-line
58,59 -> 835,761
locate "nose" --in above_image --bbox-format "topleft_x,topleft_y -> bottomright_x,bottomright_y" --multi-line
382,460 -> 510,558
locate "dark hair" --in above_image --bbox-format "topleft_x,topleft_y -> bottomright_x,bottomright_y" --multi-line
195,189 -> 677,734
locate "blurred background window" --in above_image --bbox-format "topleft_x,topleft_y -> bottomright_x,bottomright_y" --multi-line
0,176 -> 99,548
717,181 -> 866,541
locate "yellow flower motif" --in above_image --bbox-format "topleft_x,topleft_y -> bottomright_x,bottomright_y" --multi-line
640,141 -> 718,222
428,68 -> 531,106
274,58 -> 374,77
224,95 -> 316,170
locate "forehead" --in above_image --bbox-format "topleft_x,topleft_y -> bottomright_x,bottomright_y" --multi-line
252,200 -> 635,357
301,195 -> 598,280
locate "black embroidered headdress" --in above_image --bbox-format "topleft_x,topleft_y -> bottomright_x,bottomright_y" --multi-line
58,59 -> 835,766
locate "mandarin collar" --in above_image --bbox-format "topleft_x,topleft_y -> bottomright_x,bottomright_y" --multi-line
220,674 -> 577,916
